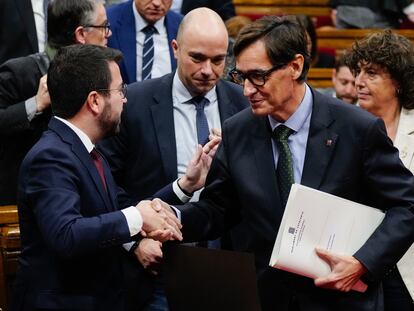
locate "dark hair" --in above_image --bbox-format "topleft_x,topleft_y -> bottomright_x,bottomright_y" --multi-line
334,51 -> 350,71
294,14 -> 317,62
47,45 -> 123,119
346,30 -> 414,109
233,15 -> 310,82
47,0 -> 103,49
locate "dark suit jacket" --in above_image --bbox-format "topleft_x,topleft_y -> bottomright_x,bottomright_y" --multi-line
181,0 -> 236,21
107,1 -> 183,84
99,73 -> 249,204
13,118 -> 154,311
0,52 -> 51,205
0,0 -> 38,64
178,89 -> 414,311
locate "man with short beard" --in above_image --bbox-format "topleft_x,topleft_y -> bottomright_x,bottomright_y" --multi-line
13,44 -> 182,311
0,0 -> 112,206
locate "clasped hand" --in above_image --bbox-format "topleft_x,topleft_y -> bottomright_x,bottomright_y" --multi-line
136,198 -> 182,242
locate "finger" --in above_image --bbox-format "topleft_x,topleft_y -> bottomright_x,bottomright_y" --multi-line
151,198 -> 164,212
165,224 -> 183,241
165,212 -> 182,228
211,128 -> 222,137
315,248 -> 335,269
147,229 -> 173,242
140,230 -> 147,237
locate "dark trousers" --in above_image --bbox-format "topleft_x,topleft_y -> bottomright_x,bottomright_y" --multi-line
383,267 -> 414,311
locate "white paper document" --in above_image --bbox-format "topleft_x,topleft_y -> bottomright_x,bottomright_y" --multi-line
269,184 -> 385,290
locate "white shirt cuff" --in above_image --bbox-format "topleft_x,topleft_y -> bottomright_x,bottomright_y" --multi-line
170,205 -> 181,222
172,179 -> 191,203
123,241 -> 135,252
25,97 -> 37,121
121,206 -> 143,236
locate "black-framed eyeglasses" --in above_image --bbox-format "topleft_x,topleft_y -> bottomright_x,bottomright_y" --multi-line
229,63 -> 287,87
83,21 -> 111,36
96,83 -> 127,99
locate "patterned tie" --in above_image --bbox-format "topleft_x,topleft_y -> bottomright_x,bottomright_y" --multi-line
90,148 -> 107,192
192,96 -> 210,146
273,125 -> 294,207
141,25 -> 156,81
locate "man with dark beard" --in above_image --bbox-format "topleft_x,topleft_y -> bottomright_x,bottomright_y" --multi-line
13,44 -> 182,311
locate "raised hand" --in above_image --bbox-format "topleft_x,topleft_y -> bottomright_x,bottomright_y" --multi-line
314,248 -> 368,292
35,75 -> 51,112
178,136 -> 221,194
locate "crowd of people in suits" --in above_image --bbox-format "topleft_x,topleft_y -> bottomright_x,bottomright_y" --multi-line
0,1 -> 414,311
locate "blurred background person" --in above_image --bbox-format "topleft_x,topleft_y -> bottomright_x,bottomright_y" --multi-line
107,0 -> 182,84
347,29 -> 414,311
318,53 -> 358,104
329,0 -> 413,28
0,0 -> 48,64
171,0 -> 235,21
223,15 -> 252,80
294,14 -> 335,68
0,0 -> 111,206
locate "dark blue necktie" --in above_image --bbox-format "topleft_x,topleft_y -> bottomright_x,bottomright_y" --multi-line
142,25 -> 156,81
273,125 -> 294,207
192,96 -> 210,146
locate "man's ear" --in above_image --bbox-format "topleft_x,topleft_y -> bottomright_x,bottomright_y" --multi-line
86,91 -> 101,116
290,54 -> 305,80
171,39 -> 179,60
332,69 -> 338,84
74,26 -> 87,44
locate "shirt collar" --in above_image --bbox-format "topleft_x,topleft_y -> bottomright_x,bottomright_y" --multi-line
172,71 -> 217,105
268,83 -> 313,133
54,116 -> 95,153
133,1 -> 166,35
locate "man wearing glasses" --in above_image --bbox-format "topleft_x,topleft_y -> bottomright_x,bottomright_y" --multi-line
0,0 -> 111,206
13,44 -> 182,311
172,15 -> 414,311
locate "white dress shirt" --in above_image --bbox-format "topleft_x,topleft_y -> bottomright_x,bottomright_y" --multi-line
31,0 -> 46,52
172,72 -> 221,201
133,2 -> 172,81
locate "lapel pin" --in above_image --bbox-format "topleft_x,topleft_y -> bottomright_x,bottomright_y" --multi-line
326,139 -> 333,146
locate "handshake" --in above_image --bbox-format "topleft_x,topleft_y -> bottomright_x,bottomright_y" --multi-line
136,198 -> 182,242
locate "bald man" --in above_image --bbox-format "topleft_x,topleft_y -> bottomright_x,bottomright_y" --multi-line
99,8 -> 248,310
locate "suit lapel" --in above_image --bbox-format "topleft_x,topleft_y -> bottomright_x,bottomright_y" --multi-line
49,119 -> 114,211
301,90 -> 338,189
150,74 -> 178,181
117,4 -> 137,83
251,116 -> 284,217
165,12 -> 178,70
216,80 -> 239,122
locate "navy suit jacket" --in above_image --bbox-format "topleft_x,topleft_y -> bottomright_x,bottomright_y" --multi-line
13,118 -> 153,311
107,0 -> 182,84
99,73 -> 249,204
179,88 -> 414,311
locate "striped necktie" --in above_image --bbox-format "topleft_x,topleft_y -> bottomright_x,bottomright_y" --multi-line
273,125 -> 294,207
141,25 -> 156,81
